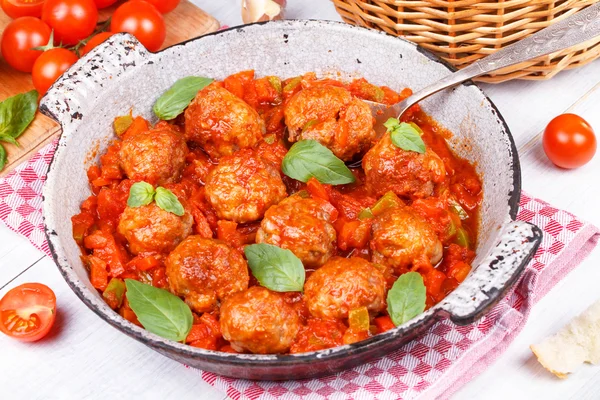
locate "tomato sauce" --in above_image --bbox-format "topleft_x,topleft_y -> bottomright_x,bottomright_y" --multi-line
72,71 -> 483,354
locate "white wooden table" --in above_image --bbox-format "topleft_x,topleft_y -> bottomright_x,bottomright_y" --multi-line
2,1 -> 600,399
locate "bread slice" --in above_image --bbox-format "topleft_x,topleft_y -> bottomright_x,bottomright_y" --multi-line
531,300 -> 600,378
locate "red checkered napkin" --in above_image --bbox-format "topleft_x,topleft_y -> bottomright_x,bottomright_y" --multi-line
1,142 -> 598,400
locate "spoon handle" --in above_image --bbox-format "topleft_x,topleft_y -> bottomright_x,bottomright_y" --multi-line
397,2 -> 600,115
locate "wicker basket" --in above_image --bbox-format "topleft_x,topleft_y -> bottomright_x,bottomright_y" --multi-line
332,0 -> 600,82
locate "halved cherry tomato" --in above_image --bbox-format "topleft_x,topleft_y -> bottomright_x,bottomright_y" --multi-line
0,283 -> 56,342
1,16 -> 51,73
1,0 -> 44,18
32,47 -> 79,95
41,0 -> 99,46
81,31 -> 113,56
144,0 -> 179,14
543,113 -> 597,169
110,0 -> 166,52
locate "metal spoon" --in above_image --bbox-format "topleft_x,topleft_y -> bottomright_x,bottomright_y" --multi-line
347,2 -> 600,168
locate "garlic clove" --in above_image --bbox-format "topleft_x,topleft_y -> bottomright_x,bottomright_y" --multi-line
242,0 -> 286,24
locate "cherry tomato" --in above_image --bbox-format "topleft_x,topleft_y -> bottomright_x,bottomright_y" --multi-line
0,283 -> 57,342
92,0 -> 117,9
1,0 -> 44,18
110,0 -> 165,52
1,16 -> 51,73
81,31 -> 113,56
144,0 -> 180,14
32,47 -> 79,95
543,113 -> 597,169
41,0 -> 99,46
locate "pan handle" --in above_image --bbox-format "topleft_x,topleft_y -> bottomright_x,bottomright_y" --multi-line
39,34 -> 150,129
439,220 -> 543,325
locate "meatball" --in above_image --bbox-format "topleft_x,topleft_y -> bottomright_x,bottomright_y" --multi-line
220,286 -> 300,354
184,84 -> 265,159
304,257 -> 386,320
117,203 -> 193,255
284,85 -> 376,161
256,196 -> 337,268
204,150 -> 287,223
165,236 -> 249,313
370,207 -> 443,274
362,133 -> 446,199
119,127 -> 188,185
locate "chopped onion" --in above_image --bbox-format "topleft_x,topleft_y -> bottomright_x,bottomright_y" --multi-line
242,0 -> 286,24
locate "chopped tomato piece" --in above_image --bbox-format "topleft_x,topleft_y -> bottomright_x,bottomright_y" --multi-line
72,212 -> 95,244
338,219 -> 372,250
87,255 -> 109,291
448,261 -> 471,283
121,116 -> 150,139
374,315 -> 395,333
306,177 -> 331,202
127,254 -> 161,271
84,230 -> 128,277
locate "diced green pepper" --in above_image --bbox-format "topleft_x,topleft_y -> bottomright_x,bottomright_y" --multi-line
455,228 -> 470,248
103,278 -> 126,309
283,76 -> 302,93
371,191 -> 404,216
446,217 -> 457,238
267,76 -> 282,94
113,115 -> 133,137
348,307 -> 370,332
358,207 -> 374,220
449,199 -> 469,220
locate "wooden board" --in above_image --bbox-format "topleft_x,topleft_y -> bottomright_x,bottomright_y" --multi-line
0,0 -> 219,177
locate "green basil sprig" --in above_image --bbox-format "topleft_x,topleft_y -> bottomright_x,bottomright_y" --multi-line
384,118 -> 426,154
387,271 -> 427,326
155,187 -> 185,216
127,181 -> 155,207
282,140 -> 355,185
0,90 -> 38,170
127,181 -> 184,216
125,279 -> 193,342
153,76 -> 214,120
244,243 -> 305,292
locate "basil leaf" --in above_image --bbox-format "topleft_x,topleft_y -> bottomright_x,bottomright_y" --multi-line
153,76 -> 214,120
387,272 -> 426,326
385,118 -> 426,154
127,181 -> 155,208
124,280 -> 193,342
0,144 -> 6,171
155,187 -> 184,216
244,243 -> 305,292
0,90 -> 38,139
282,140 -> 355,185
0,134 -> 18,146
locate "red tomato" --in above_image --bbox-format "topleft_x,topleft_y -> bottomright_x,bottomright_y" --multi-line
0,16 -> 51,72
0,283 -> 57,342
92,0 -> 117,9
32,47 -> 79,95
110,0 -> 165,52
543,113 -> 597,169
41,0 -> 98,46
81,31 -> 113,56
1,0 -> 44,18
144,0 -> 179,13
